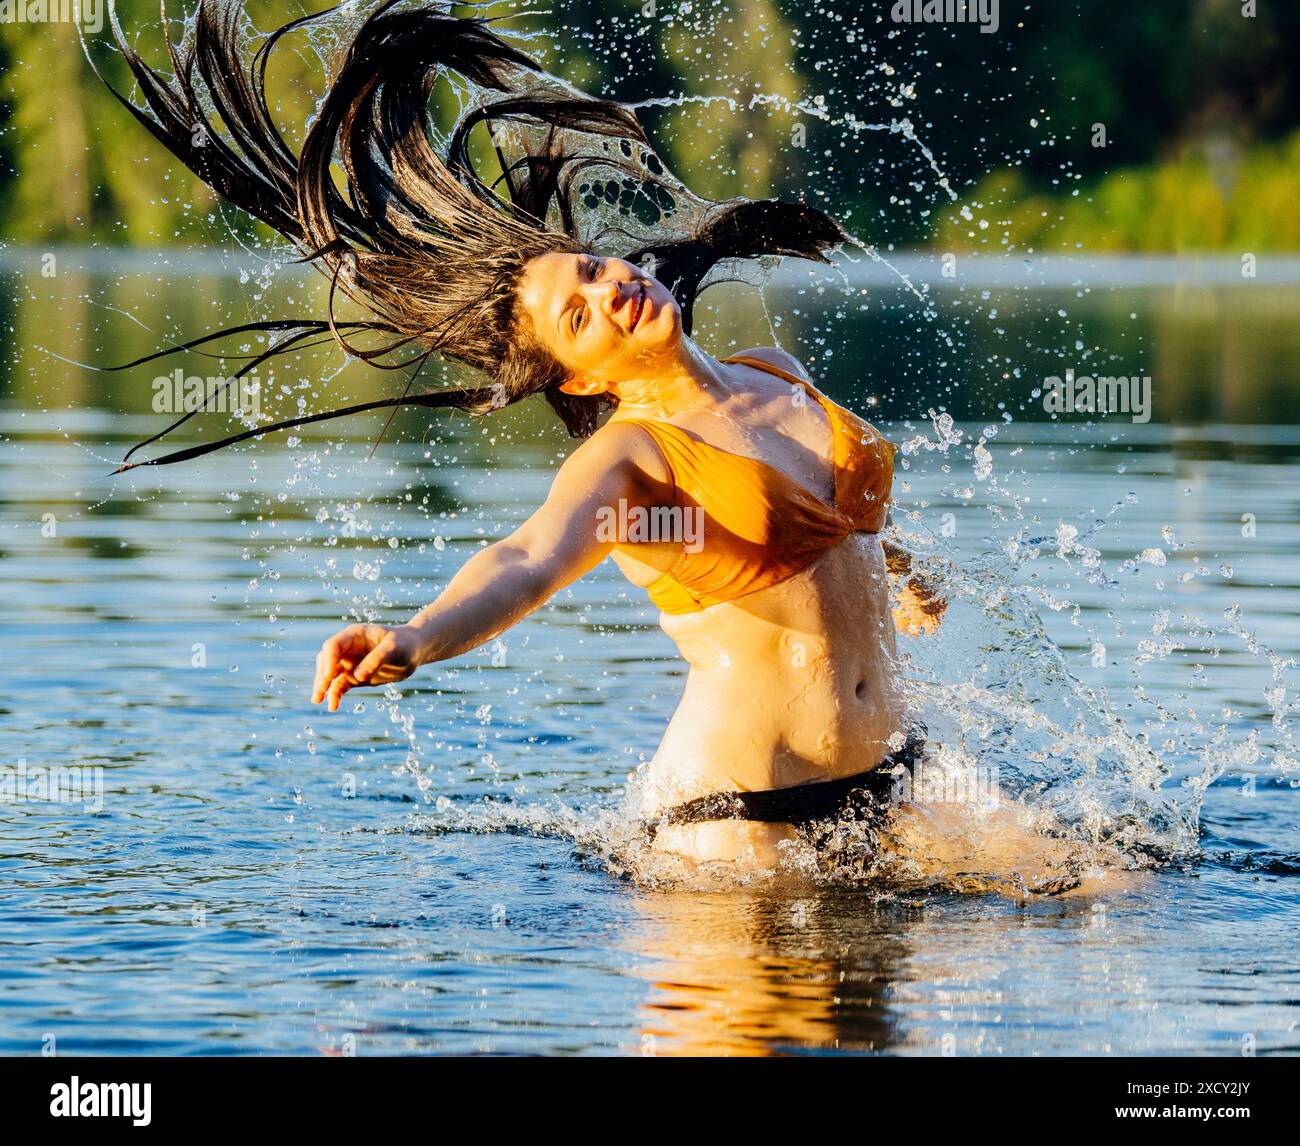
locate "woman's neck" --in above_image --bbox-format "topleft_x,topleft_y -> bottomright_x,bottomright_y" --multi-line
607,338 -> 739,420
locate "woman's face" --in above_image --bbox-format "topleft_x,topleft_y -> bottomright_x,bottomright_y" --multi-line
516,252 -> 682,394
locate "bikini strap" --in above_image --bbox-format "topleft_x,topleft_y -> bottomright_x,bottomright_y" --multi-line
723,352 -> 846,508
721,352 -> 803,379
721,352 -> 840,418
721,351 -> 822,399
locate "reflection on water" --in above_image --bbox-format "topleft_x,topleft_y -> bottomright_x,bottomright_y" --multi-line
630,889 -> 897,1055
0,257 -> 1297,1055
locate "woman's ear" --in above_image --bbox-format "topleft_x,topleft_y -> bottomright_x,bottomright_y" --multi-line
557,375 -> 609,397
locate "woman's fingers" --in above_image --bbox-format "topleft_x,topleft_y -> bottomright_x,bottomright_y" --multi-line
313,635 -> 348,703
353,634 -> 397,683
312,640 -> 337,703
325,668 -> 356,712
312,625 -> 366,705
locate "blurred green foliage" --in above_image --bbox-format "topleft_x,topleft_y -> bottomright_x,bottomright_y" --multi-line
0,0 -> 1296,250
939,130 -> 1300,253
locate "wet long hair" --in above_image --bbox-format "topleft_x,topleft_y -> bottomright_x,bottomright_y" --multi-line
89,0 -> 850,470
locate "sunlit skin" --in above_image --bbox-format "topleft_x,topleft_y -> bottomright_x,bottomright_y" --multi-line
309,252 -> 1134,887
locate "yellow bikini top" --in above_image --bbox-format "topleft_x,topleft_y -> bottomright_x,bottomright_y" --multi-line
612,353 -> 895,614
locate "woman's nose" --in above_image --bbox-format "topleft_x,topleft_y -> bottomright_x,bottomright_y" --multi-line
591,277 -> 634,313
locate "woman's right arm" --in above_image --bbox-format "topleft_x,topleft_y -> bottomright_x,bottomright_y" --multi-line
311,423 -> 664,711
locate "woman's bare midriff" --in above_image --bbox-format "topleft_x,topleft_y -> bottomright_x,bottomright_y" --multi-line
611,533 -> 905,865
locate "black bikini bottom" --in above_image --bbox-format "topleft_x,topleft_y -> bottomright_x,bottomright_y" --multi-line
641,728 -> 926,843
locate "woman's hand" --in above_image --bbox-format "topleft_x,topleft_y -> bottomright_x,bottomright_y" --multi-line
883,537 -> 948,637
311,623 -> 425,712
891,576 -> 948,637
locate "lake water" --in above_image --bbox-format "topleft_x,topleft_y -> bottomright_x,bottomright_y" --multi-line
0,252 -> 1296,1055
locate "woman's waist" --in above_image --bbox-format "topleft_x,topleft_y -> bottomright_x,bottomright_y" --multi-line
661,673 -> 901,765
642,727 -> 926,829
644,709 -> 909,813
672,642 -> 895,697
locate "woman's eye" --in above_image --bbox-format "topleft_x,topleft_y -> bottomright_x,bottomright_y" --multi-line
572,259 -> 599,332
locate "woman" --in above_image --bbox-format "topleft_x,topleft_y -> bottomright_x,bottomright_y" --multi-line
310,265 -> 933,866
99,2 -> 1101,879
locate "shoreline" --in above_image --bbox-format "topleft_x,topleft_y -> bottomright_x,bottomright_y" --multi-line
4,244 -> 1300,287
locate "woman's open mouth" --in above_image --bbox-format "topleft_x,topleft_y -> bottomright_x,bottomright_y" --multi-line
628,281 -> 648,332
